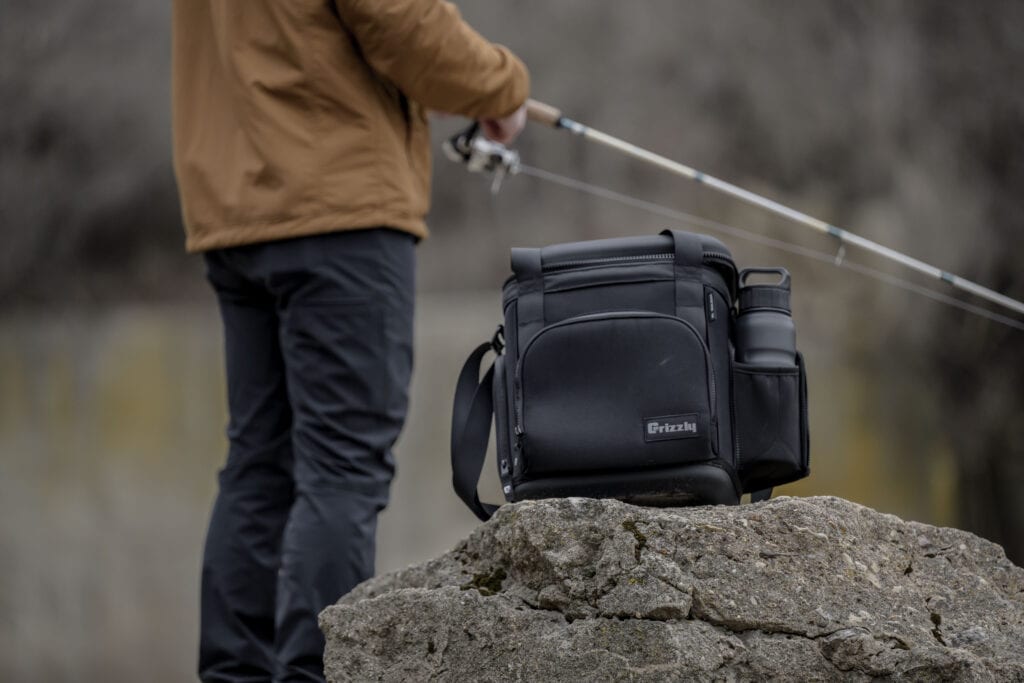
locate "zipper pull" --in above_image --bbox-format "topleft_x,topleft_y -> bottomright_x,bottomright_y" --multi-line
707,291 -> 717,321
512,423 -> 528,456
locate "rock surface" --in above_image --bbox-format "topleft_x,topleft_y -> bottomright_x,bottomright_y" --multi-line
320,496 -> 1024,682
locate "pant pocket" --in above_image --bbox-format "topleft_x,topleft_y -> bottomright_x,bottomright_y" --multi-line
733,352 -> 809,492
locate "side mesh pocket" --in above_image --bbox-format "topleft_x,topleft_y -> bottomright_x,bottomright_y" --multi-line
733,352 -> 809,492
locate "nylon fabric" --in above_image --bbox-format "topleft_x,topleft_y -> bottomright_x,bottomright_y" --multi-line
450,229 -> 812,521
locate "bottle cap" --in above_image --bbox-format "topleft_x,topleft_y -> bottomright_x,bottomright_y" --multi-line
738,268 -> 792,313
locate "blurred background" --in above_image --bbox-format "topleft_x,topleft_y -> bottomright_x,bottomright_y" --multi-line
2,1 -> 1023,680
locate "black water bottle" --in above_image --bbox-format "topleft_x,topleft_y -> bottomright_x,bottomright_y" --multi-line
735,268 -> 797,366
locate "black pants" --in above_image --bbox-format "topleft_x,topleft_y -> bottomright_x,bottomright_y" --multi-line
198,229 -> 415,683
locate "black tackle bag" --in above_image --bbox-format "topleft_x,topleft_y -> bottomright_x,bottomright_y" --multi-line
451,229 -> 810,521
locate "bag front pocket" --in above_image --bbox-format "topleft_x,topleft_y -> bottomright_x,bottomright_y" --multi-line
733,353 -> 809,492
515,312 -> 718,476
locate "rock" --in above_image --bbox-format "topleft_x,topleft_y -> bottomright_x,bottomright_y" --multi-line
319,496 -> 1024,682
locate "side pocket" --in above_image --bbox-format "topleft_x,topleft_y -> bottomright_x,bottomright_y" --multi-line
733,353 -> 810,492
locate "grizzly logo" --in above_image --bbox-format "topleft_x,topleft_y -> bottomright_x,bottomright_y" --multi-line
644,414 -> 699,442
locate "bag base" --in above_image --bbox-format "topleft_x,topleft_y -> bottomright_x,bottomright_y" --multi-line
512,462 -> 740,507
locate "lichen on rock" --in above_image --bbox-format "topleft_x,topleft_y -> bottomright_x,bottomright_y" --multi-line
320,496 -> 1024,682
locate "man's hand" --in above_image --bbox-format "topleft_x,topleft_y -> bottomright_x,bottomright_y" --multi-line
480,103 -> 527,145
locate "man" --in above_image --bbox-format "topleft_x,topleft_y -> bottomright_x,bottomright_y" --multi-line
171,2 -> 529,681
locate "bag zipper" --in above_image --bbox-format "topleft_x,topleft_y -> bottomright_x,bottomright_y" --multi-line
544,250 -> 735,272
703,251 -> 736,271
513,311 -> 718,447
730,360 -> 741,471
503,250 -> 738,297
544,253 -> 672,270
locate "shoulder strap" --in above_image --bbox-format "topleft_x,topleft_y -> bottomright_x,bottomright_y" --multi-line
451,339 -> 500,521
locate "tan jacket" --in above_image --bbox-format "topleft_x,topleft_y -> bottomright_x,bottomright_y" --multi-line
172,1 -> 529,252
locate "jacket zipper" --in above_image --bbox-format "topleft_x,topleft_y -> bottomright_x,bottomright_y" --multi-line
513,311 -> 718,445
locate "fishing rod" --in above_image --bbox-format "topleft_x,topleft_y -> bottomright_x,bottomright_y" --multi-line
514,163 -> 1024,332
443,99 -> 1024,321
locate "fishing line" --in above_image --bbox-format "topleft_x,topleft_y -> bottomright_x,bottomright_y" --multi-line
521,99 -> 1024,318
517,163 -> 1024,333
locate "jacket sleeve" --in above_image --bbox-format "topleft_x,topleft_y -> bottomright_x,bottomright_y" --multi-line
333,0 -> 529,118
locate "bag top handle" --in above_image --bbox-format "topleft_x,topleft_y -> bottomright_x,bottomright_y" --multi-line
511,247 -> 542,280
660,229 -> 705,270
